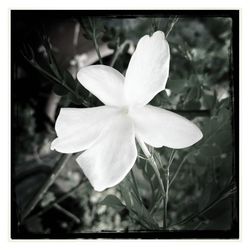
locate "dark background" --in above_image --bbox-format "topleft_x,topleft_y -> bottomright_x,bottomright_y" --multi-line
11,10 -> 239,239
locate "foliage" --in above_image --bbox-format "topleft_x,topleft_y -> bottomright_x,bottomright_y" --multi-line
12,14 -> 237,234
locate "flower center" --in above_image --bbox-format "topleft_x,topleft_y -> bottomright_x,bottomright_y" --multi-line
121,106 -> 130,115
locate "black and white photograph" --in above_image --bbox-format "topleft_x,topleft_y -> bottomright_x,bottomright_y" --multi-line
11,10 -> 239,239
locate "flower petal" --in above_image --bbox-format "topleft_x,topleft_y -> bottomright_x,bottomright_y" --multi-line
131,105 -> 203,149
124,31 -> 170,106
77,65 -> 126,107
51,106 -> 120,153
76,114 -> 137,192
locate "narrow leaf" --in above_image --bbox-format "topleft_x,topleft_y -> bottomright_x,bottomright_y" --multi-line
100,195 -> 126,212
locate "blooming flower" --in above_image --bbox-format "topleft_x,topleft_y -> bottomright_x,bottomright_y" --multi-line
51,31 -> 203,192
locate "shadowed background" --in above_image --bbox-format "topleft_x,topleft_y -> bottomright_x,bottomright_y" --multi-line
11,11 -> 238,237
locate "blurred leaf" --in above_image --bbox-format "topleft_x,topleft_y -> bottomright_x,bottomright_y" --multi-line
186,86 -> 201,101
199,144 -> 222,157
40,33 -> 63,79
63,70 -> 77,91
172,178 -> 236,229
80,17 -> 104,42
82,32 -> 92,40
203,90 -> 217,109
141,160 -> 162,208
41,191 -> 56,207
120,178 -> 159,229
107,41 -> 117,50
100,195 -> 126,212
167,79 -> 187,93
184,100 -> 201,109
67,93 -> 84,105
197,99 -> 232,159
52,84 -> 68,96
130,191 -> 159,229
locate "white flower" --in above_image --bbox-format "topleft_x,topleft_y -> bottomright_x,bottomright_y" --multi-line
51,31 -> 203,192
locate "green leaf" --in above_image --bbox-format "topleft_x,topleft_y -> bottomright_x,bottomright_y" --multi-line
130,192 -> 159,229
119,180 -> 132,208
67,93 -> 83,105
203,91 -> 217,109
167,79 -> 187,93
214,129 -> 232,148
41,34 -> 63,79
119,177 -> 159,229
186,86 -> 201,101
100,195 -> 125,212
217,107 -> 231,124
63,70 -> 77,91
122,43 -> 130,53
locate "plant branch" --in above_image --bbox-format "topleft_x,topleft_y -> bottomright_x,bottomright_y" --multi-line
22,52 -> 89,107
21,154 -> 72,221
88,18 -> 103,64
166,16 -> 179,38
136,136 -> 168,229
24,179 -> 85,223
93,33 -> 103,64
169,153 -> 190,188
130,169 -> 143,203
150,196 -> 163,215
110,40 -> 132,67
53,203 -> 81,224
136,136 -> 165,197
169,181 -> 237,228
163,149 -> 176,228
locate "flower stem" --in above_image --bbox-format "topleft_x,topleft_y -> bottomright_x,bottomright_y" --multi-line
136,136 -> 168,229
169,153 -> 190,188
136,136 -> 165,197
53,203 -> 81,224
130,168 -> 143,203
88,17 -> 103,64
166,16 -> 179,38
25,179 -> 85,222
21,154 -> 72,221
163,149 -> 176,228
93,33 -> 103,64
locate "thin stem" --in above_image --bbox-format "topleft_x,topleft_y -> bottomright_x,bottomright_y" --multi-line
110,40 -> 132,67
88,18 -> 103,64
129,210 -> 151,230
168,149 -> 176,170
21,154 -> 72,221
169,153 -> 190,188
166,16 -> 179,38
163,159 -> 171,228
150,196 -> 163,215
25,179 -> 85,222
53,203 -> 81,224
136,136 -> 165,197
169,183 -> 236,228
93,33 -> 103,64
130,169 -> 143,203
22,53 -> 89,107
136,136 -> 168,229
163,149 -> 176,228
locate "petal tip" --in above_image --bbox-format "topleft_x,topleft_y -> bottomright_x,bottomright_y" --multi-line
197,127 -> 203,141
93,186 -> 106,192
152,30 -> 165,38
50,139 -> 56,150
